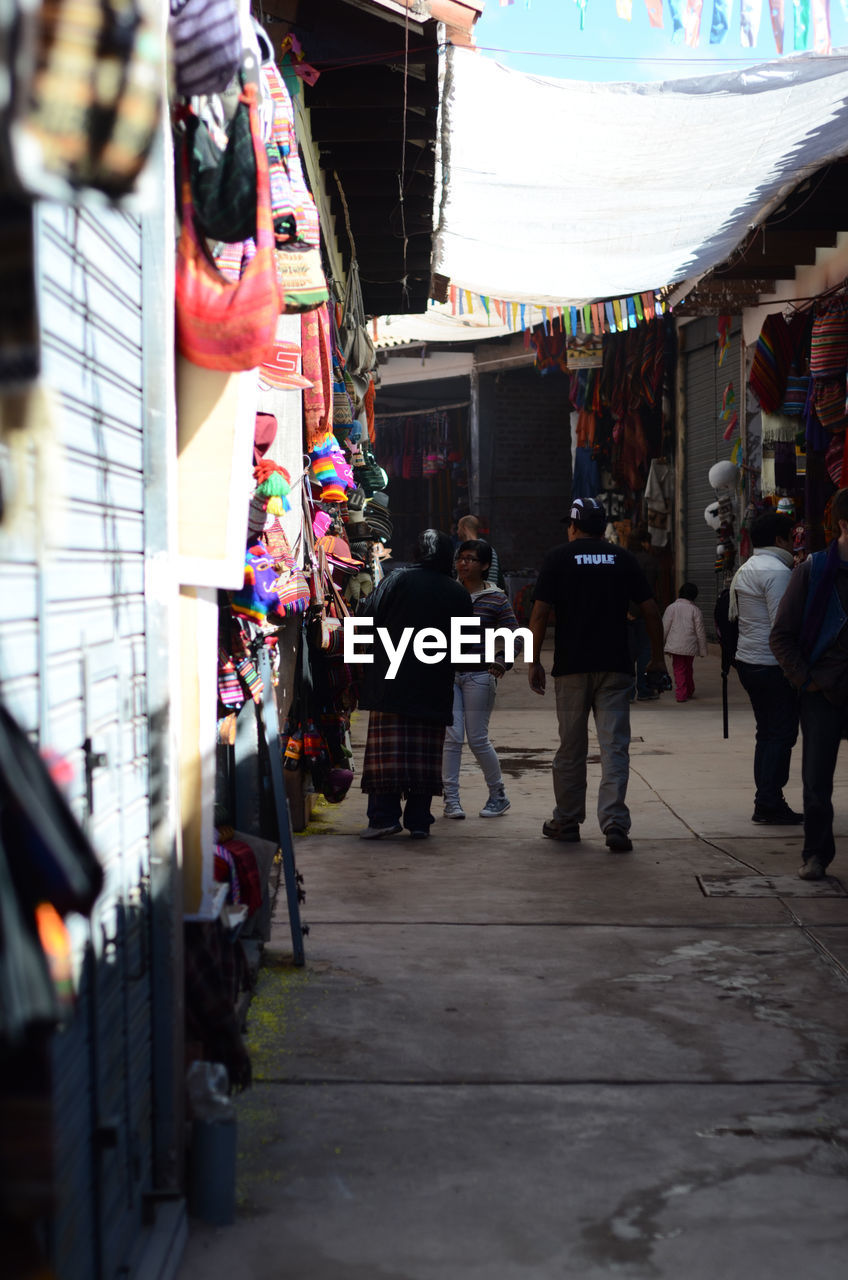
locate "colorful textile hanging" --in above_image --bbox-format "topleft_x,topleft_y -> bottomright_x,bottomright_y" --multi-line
709,0 -> 732,42
768,0 -> 785,52
812,0 -> 832,51
794,0 -> 811,48
740,0 -> 763,46
684,0 -> 704,46
667,0 -> 687,39
644,0 -> 664,23
616,0 -> 633,18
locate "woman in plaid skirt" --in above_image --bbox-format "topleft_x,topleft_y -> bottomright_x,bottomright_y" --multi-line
359,530 -> 474,839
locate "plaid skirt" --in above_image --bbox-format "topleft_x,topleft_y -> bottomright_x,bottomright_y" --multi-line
360,711 -> 446,796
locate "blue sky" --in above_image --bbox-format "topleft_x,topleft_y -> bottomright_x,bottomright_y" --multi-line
474,0 -> 848,82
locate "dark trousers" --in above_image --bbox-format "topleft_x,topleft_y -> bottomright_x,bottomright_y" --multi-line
367,792 -> 434,833
627,617 -> 651,697
799,689 -> 848,867
736,661 -> 799,811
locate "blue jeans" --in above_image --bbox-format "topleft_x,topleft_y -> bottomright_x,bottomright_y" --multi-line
442,672 -> 502,802
798,690 -> 848,867
735,661 -> 799,811
553,672 -> 632,832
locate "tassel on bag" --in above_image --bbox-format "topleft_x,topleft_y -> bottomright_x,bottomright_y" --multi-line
175,83 -> 282,372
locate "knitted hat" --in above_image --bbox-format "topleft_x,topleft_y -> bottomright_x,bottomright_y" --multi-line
319,480 -> 346,504
316,535 -> 362,571
254,461 -> 292,514
310,454 -> 338,485
230,546 -> 283,623
312,510 -> 333,540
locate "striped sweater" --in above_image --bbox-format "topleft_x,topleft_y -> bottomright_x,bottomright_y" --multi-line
457,585 -> 520,670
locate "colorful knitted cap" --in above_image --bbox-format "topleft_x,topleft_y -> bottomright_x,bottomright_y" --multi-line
230,545 -> 283,623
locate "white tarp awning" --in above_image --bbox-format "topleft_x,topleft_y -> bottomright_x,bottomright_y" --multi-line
432,48 -> 848,307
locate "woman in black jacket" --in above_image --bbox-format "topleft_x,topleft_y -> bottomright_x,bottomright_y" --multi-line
358,530 -> 474,839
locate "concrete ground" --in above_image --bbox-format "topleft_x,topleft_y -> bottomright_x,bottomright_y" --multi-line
178,648 -> 848,1280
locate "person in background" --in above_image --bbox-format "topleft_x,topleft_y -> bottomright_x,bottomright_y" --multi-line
457,513 -> 505,589
358,530 -> 474,840
442,539 -> 519,820
626,530 -> 660,701
527,497 -> 665,853
730,510 -> 801,826
770,486 -> 848,880
662,583 -> 708,702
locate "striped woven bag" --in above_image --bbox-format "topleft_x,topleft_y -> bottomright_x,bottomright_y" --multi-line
176,83 -> 281,372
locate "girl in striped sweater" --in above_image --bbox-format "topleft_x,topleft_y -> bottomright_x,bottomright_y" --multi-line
442,540 -> 520,819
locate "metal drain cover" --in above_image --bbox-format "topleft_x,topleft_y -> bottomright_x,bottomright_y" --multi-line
698,873 -> 847,898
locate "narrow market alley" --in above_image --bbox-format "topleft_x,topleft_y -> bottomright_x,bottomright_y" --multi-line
179,645 -> 848,1280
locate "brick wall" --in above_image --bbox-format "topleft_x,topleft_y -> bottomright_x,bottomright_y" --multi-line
478,365 -> 573,576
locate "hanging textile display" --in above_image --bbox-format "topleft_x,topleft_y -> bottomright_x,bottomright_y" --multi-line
794,0 -> 811,48
709,0 -> 732,42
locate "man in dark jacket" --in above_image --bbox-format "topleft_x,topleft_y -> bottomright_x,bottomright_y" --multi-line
527,498 -> 665,852
358,529 -> 474,839
770,486 -> 848,880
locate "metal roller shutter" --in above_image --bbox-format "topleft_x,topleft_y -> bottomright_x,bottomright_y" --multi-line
0,201 -> 157,1280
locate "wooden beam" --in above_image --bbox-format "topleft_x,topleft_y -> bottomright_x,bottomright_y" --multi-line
711,265 -> 797,281
309,108 -> 437,144
324,145 -> 435,174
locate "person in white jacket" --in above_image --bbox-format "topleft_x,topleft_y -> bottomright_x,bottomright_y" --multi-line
662,583 -> 708,702
729,510 -> 801,826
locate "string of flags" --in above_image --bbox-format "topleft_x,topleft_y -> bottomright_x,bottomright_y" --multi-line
499,0 -> 836,54
446,284 -> 667,335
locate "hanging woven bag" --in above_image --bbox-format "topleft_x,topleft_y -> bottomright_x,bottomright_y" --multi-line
175,83 -> 282,372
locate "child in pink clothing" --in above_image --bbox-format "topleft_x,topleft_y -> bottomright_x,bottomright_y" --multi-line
662,583 -> 708,702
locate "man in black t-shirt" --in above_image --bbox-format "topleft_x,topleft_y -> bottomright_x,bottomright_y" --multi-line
527,498 -> 665,852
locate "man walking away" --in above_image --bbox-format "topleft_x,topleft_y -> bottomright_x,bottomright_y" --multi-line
771,487 -> 848,880
457,514 -> 505,589
731,511 -> 801,826
527,497 -> 665,853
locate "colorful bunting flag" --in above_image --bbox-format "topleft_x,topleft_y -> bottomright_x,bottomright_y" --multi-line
794,0 -> 811,49
812,0 -> 832,50
684,0 -> 704,46
768,0 -> 785,52
644,0 -> 664,25
740,0 -> 763,46
710,0 -> 732,43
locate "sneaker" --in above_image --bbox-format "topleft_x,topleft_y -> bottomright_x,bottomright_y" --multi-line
358,823 -> 403,840
636,691 -> 660,701
542,818 -> 580,842
443,800 -> 466,820
409,829 -> 430,840
752,805 -> 803,825
605,825 -> 633,852
480,791 -> 511,818
797,857 -> 828,881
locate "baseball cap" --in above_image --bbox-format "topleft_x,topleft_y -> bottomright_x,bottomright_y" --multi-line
563,496 -> 606,530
